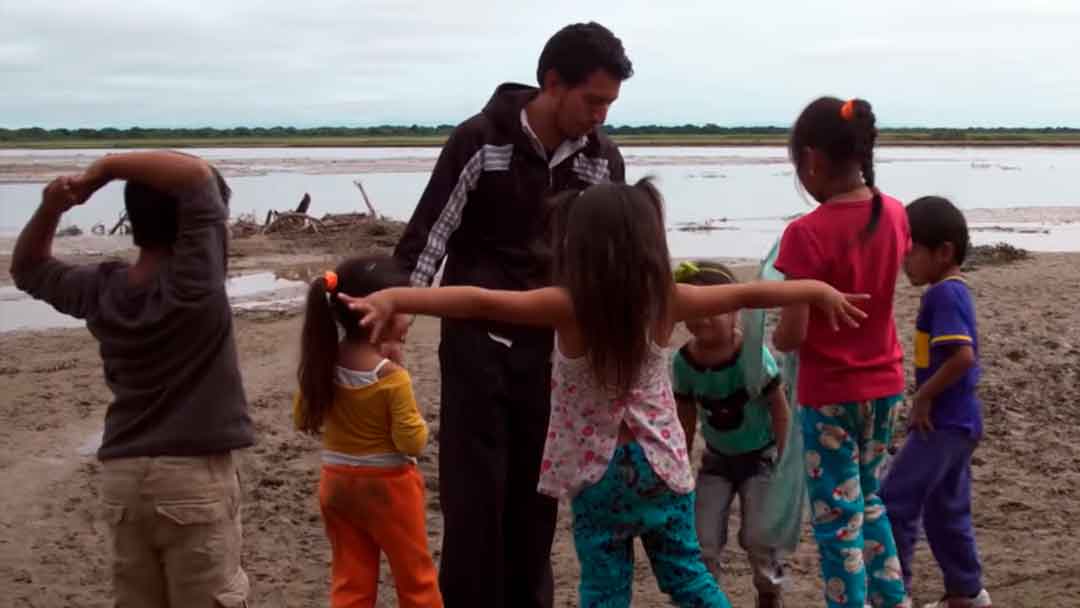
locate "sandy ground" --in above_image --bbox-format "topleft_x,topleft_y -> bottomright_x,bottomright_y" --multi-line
1,237 -> 1079,606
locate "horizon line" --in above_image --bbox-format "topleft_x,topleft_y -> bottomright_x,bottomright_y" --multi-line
3,124 -> 1079,131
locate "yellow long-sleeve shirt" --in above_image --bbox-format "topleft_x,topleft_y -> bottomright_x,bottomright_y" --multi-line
294,367 -> 429,457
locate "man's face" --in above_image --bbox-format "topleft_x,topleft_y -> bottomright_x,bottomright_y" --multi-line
551,69 -> 621,139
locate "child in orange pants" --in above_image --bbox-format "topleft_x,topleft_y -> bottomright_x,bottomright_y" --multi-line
294,257 -> 441,608
320,464 -> 438,606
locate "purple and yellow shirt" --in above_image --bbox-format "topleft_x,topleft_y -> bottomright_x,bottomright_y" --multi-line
914,276 -> 983,438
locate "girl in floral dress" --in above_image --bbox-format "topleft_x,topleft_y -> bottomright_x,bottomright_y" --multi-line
341,179 -> 867,608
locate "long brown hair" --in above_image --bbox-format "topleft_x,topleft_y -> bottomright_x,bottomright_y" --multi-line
549,177 -> 673,396
296,256 -> 409,434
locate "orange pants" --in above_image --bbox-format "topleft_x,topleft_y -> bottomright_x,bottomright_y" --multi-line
319,463 -> 443,608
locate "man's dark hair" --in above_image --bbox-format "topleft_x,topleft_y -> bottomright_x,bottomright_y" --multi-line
536,22 -> 633,88
907,195 -> 970,265
124,164 -> 231,249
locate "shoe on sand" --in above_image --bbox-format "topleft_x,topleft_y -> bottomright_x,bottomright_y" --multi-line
923,589 -> 992,608
756,592 -> 783,608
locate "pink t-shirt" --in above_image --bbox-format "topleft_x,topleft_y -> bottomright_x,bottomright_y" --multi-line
774,195 -> 909,407
539,340 -> 694,500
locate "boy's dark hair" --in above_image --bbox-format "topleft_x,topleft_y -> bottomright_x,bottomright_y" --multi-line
124,181 -> 177,248
536,22 -> 633,88
907,196 -> 970,265
124,164 -> 231,249
547,177 -> 672,397
296,256 -> 410,434
789,96 -> 881,239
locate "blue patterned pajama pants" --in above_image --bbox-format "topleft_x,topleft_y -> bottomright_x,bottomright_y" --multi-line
802,397 -> 910,608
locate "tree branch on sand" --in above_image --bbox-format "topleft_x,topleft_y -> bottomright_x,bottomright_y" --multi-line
353,180 -> 378,217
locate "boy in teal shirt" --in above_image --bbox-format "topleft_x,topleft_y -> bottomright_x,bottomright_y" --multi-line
673,261 -> 792,608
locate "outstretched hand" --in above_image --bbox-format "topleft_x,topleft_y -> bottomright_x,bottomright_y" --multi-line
337,291 -> 396,343
816,287 -> 869,331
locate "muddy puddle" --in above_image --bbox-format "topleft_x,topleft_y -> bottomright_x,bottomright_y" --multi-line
1,270 -> 312,333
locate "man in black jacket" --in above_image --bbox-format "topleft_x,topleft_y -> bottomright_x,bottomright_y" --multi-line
394,22 -> 633,608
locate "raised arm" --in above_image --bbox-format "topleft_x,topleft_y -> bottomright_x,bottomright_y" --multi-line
674,280 -> 868,330
339,286 -> 575,343
11,177 -> 79,275
73,151 -> 211,200
10,177 -> 107,319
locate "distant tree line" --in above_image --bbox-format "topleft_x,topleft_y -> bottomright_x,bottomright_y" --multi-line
0,125 -> 1077,142
0,125 -> 459,140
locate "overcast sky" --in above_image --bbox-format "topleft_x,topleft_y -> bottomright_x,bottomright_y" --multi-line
3,0 -> 1078,129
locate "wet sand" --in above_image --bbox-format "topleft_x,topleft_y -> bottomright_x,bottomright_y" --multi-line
1,235 -> 1078,605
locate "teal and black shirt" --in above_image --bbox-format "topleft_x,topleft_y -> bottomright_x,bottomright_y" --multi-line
672,344 -> 780,455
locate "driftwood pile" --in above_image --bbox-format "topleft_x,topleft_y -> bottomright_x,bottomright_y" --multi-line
89,212 -> 131,236
674,218 -> 735,232
232,179 -> 381,239
55,180 -> 384,241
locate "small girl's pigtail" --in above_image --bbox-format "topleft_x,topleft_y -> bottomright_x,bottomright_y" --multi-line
296,272 -> 340,434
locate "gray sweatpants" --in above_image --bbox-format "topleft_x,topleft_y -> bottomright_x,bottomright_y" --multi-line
695,446 -> 786,595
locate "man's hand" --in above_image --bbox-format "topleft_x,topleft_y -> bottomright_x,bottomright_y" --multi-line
909,394 -> 935,434
42,176 -> 83,214
70,157 -> 114,204
12,176 -> 85,277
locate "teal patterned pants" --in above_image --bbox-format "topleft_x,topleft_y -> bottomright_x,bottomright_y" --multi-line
802,397 -> 910,608
570,442 -> 732,608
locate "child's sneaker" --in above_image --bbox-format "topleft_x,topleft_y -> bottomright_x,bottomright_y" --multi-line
922,589 -> 991,608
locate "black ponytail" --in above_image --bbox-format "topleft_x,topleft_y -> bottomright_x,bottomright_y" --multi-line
790,96 -> 882,240
297,275 -> 339,434
850,99 -> 882,239
296,256 -> 411,434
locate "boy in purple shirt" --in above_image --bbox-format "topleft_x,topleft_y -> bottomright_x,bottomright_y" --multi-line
882,196 -> 991,608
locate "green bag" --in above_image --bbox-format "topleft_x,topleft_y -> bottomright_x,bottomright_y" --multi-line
740,238 -> 805,553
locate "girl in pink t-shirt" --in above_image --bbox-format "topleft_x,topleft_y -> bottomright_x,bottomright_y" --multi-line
773,97 -> 911,608
341,179 -> 866,608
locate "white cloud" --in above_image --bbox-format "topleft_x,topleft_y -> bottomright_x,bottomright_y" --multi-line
1,0 -> 1077,128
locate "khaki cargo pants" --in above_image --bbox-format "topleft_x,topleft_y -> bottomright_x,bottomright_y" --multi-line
101,452 -> 249,608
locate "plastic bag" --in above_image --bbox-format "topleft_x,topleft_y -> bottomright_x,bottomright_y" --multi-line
740,238 -> 805,553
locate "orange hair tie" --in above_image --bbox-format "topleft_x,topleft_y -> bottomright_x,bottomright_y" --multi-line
840,99 -> 856,121
323,271 -> 338,292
